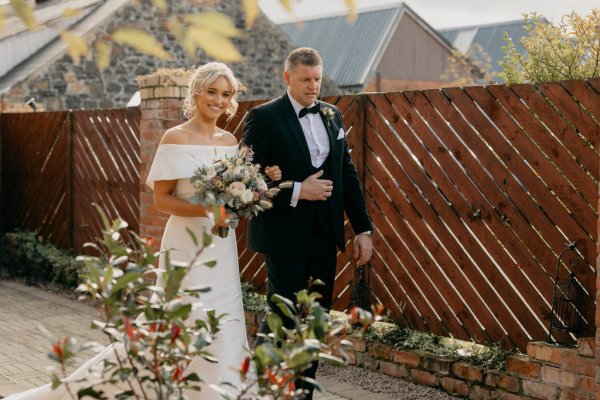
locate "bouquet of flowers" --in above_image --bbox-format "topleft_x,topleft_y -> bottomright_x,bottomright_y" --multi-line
189,146 -> 291,238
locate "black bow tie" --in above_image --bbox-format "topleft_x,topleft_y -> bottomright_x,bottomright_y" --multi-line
298,103 -> 320,118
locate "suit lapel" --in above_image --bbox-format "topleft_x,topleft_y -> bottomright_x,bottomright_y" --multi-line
281,94 -> 312,170
318,102 -> 339,173
318,101 -> 337,149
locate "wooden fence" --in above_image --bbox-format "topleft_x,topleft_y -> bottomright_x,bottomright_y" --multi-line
1,79 -> 597,351
351,81 -> 598,350
1,108 -> 141,250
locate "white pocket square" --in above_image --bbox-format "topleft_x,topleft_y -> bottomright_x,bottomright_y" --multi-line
336,128 -> 345,140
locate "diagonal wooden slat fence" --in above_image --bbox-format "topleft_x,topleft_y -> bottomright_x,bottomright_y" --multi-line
1,111 -> 71,248
1,78 -> 597,351
353,81 -> 598,350
1,108 -> 141,251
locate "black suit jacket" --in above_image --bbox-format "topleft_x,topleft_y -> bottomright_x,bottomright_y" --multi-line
242,93 -> 372,256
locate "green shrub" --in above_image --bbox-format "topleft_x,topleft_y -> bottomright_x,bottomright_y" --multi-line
362,323 -> 512,371
241,281 -> 267,314
0,231 -> 82,287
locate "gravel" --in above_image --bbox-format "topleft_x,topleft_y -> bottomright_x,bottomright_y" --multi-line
317,361 -> 461,400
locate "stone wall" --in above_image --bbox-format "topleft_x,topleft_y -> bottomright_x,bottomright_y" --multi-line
5,0 -> 339,111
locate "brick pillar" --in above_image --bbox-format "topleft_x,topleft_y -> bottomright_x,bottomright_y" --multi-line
137,70 -> 191,250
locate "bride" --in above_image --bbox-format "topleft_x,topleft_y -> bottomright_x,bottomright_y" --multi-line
5,62 -> 281,400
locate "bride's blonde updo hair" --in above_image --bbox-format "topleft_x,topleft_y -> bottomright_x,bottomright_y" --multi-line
182,62 -> 239,120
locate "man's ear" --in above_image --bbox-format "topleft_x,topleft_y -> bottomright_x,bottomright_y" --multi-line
283,70 -> 290,86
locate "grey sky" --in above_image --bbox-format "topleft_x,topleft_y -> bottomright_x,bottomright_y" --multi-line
258,0 -> 598,28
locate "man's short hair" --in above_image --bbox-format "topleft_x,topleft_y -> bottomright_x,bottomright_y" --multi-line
285,47 -> 322,72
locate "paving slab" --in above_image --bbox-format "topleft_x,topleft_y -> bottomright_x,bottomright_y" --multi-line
0,281 -> 386,399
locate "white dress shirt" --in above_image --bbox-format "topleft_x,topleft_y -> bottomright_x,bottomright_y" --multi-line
287,91 -> 331,207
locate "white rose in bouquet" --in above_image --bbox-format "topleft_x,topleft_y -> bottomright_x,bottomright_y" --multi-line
227,181 -> 246,197
240,189 -> 254,204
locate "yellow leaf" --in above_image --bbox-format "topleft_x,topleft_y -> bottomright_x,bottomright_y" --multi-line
184,11 -> 242,37
279,0 -> 293,13
181,34 -> 197,59
242,0 -> 259,28
112,28 -> 172,60
61,8 -> 81,18
60,31 -> 89,65
0,7 -> 5,32
186,26 -> 243,62
344,0 -> 357,23
167,16 -> 185,42
95,40 -> 111,71
152,0 -> 167,12
9,0 -> 37,29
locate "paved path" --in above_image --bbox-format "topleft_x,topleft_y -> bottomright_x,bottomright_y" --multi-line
0,281 -> 385,399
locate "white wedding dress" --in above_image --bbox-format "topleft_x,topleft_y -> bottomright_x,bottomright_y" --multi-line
6,144 -> 249,400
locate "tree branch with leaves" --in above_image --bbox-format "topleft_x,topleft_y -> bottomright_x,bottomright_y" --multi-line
1,0 -> 356,70
499,9 -> 600,83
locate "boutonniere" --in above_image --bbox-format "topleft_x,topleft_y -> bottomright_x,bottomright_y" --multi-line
320,106 -> 335,125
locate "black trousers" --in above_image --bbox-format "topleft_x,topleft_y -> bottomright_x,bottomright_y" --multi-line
256,225 -> 337,399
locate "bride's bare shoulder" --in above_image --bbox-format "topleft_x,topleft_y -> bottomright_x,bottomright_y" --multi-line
160,125 -> 189,145
218,129 -> 238,146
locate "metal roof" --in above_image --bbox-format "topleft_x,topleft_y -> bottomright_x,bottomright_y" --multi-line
440,20 -> 528,76
279,5 -> 404,88
0,0 -> 129,95
1,0 -> 102,78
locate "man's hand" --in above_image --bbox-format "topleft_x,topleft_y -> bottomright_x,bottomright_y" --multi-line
299,170 -> 333,201
353,233 -> 373,266
264,165 -> 282,181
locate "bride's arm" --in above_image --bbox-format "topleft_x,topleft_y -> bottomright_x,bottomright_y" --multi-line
153,179 -> 209,217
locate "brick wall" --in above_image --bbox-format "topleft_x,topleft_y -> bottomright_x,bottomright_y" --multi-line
138,70 -> 189,247
246,308 -> 596,400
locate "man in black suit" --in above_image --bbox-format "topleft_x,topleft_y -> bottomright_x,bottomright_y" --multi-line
242,47 -> 373,398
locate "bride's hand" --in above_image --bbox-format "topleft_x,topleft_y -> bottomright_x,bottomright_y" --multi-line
264,165 -> 282,181
211,205 -> 229,227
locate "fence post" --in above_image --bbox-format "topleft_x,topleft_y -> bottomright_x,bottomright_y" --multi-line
354,94 -> 368,187
0,114 -> 3,232
596,157 -> 600,398
137,70 -> 190,250
66,111 -> 73,249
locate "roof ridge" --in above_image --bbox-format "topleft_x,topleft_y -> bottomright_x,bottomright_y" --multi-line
438,18 -> 526,32
277,2 -> 404,25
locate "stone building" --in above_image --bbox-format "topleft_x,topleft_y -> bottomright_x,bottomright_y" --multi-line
0,0 -> 339,111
